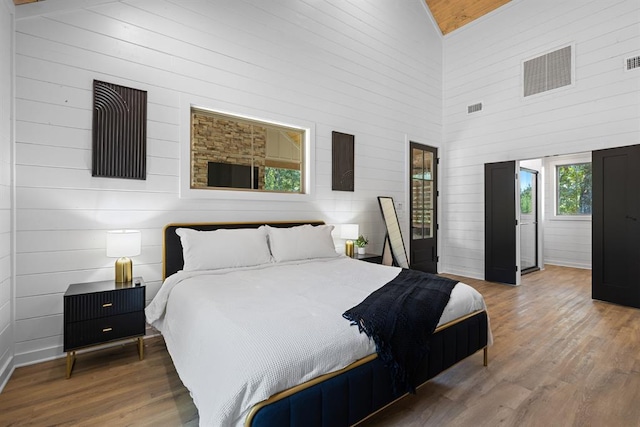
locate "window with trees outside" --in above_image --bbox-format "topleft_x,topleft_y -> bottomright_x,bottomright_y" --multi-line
556,163 -> 592,216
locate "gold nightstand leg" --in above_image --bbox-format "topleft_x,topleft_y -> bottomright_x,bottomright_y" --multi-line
483,347 -> 488,367
137,337 -> 144,360
66,351 -> 76,379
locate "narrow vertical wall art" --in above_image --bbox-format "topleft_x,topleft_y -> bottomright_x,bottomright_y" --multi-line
332,131 -> 354,191
92,80 -> 147,179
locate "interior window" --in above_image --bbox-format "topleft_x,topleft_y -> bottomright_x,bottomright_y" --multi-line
190,107 -> 305,193
556,163 -> 592,215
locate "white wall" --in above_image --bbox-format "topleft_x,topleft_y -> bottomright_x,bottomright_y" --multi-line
0,0 -> 14,390
441,0 -> 640,279
542,152 -> 592,269
12,0 -> 443,363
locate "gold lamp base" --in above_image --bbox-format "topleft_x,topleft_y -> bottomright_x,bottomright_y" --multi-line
345,241 -> 355,257
115,257 -> 133,283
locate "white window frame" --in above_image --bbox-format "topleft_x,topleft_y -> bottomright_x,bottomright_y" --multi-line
549,154 -> 592,221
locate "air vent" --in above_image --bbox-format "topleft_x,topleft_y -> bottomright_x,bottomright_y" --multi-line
524,45 -> 572,97
467,102 -> 483,114
626,56 -> 640,71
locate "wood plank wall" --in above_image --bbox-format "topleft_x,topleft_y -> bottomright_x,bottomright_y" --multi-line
11,0 -> 443,366
440,0 -> 640,278
0,0 -> 15,389
542,153 -> 592,269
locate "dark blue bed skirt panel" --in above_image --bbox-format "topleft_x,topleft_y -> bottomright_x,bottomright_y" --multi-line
250,310 -> 489,427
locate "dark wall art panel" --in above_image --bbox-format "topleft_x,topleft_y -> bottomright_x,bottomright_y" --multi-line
92,80 -> 147,180
332,131 -> 354,192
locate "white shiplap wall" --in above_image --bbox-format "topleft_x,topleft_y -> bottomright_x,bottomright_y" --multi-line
542,152 -> 592,269
441,0 -> 640,279
0,0 -> 14,390
12,0 -> 442,363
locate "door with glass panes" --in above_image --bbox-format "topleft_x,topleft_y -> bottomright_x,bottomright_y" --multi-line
410,142 -> 437,273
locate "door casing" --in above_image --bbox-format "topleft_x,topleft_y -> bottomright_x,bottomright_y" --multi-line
409,142 -> 438,273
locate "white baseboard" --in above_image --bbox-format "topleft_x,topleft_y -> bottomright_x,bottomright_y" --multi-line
440,266 -> 484,280
0,356 -> 15,394
13,345 -> 65,369
543,260 -> 592,270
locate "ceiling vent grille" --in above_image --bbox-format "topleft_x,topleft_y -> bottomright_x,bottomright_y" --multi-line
467,102 -> 483,114
524,45 -> 572,97
626,56 -> 640,71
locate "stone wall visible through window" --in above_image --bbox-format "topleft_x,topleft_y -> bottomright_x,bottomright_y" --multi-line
190,108 -> 304,193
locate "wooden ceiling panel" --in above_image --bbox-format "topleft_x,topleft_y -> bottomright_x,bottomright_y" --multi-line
426,0 -> 512,35
13,0 -> 511,36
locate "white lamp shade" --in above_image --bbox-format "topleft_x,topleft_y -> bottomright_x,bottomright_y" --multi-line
106,230 -> 141,257
340,224 -> 359,240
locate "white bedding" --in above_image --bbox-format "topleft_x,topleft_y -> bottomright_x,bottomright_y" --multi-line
146,256 -> 490,427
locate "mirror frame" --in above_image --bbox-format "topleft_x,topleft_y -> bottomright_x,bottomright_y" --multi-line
377,196 -> 409,268
179,96 -> 315,201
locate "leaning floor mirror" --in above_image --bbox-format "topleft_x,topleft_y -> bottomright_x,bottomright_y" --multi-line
377,196 -> 409,268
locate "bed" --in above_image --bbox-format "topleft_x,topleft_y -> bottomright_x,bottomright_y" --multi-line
146,221 -> 491,427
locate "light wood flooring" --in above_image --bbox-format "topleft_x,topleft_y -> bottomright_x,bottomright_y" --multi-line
1,265 -> 639,426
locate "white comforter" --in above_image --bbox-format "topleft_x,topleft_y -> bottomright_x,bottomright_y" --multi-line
146,257 -> 488,427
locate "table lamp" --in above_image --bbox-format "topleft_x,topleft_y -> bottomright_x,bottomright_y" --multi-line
107,230 -> 141,283
340,224 -> 359,258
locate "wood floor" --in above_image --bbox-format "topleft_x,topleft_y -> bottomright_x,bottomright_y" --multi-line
1,265 -> 639,426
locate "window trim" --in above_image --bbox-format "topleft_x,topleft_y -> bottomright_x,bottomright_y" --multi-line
179,95 -> 314,201
550,155 -> 592,221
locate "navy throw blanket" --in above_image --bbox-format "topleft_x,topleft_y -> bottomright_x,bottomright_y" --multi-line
342,268 -> 458,394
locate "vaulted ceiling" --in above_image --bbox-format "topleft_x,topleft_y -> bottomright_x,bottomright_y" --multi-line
13,0 -> 512,35
425,0 -> 511,34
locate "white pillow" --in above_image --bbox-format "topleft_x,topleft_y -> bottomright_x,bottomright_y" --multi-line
176,226 -> 272,271
266,224 -> 339,262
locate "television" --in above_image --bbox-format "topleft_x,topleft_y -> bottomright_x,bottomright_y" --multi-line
207,162 -> 259,189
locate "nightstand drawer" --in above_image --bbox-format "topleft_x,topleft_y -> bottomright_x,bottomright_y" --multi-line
63,278 -> 146,378
64,286 -> 145,322
64,311 -> 145,351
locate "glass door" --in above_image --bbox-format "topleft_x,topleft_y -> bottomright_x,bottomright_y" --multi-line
520,168 -> 539,273
410,143 -> 437,273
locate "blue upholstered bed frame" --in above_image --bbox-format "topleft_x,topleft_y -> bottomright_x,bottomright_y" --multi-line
247,310 -> 488,426
163,221 -> 489,427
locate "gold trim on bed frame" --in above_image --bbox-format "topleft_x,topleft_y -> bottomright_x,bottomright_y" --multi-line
243,309 -> 489,427
161,220 -> 488,427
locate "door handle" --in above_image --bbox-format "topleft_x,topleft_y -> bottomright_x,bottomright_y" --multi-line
626,215 -> 638,221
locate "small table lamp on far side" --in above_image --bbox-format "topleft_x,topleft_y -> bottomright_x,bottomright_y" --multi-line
340,224 -> 359,258
107,230 -> 141,283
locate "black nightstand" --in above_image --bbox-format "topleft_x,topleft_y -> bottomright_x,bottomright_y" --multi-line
354,253 -> 382,264
63,277 -> 146,378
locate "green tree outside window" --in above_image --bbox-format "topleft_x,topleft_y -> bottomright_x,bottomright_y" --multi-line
520,170 -> 534,214
556,163 -> 592,215
264,167 -> 301,192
